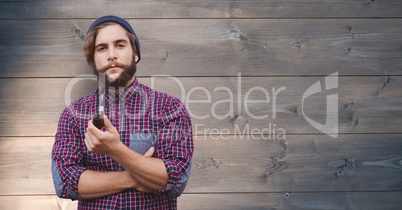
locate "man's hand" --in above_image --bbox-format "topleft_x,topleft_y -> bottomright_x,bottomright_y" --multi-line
85,115 -> 156,157
84,115 -> 123,156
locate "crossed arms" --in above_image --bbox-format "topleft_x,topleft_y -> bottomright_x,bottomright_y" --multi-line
78,115 -> 168,199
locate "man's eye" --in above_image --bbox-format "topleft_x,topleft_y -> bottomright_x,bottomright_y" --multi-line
117,44 -> 125,48
97,47 -> 105,52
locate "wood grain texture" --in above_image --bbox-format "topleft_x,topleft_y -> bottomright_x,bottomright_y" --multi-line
0,138 -> 54,195
178,192 -> 402,210
2,19 -> 402,77
1,0 -> 402,19
1,135 -> 401,195
0,76 -> 401,136
189,134 -> 402,193
0,196 -> 77,210
1,192 -> 402,210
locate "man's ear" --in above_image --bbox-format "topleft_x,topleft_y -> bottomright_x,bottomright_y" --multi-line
134,55 -> 139,63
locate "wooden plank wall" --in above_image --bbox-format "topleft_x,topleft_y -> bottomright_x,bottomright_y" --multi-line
1,1 -> 402,209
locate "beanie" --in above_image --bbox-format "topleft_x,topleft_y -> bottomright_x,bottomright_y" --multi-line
87,15 -> 141,63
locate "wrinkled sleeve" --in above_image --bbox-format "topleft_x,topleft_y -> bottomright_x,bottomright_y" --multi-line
157,99 -> 194,198
51,107 -> 87,200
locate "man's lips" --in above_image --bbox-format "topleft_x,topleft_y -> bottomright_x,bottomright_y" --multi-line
107,67 -> 119,71
104,66 -> 123,73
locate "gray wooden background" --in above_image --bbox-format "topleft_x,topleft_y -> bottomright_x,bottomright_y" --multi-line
1,1 -> 402,209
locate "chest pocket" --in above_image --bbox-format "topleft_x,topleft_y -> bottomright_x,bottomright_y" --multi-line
129,132 -> 156,155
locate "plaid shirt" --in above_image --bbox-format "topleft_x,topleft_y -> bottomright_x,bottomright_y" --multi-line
52,78 -> 193,209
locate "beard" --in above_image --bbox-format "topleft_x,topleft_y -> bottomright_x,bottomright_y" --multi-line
94,59 -> 137,88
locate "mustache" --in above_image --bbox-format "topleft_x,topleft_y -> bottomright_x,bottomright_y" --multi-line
97,62 -> 128,73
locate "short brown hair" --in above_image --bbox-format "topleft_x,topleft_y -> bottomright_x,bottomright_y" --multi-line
83,22 -> 138,67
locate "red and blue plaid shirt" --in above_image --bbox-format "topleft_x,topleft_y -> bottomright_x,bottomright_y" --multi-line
52,78 -> 194,209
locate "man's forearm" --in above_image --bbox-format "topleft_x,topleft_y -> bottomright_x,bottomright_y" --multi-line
110,145 -> 169,191
78,170 -> 152,199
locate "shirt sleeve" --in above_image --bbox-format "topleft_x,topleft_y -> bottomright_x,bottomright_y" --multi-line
51,106 -> 87,200
156,98 -> 194,198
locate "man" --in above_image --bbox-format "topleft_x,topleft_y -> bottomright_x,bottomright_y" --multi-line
52,15 -> 193,209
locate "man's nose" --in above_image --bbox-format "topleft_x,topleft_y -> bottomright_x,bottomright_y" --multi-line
108,48 -> 117,61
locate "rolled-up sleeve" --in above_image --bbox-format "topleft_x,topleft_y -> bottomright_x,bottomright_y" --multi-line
51,107 -> 86,200
157,99 -> 194,198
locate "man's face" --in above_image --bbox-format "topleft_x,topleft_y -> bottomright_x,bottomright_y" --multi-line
94,24 -> 138,87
